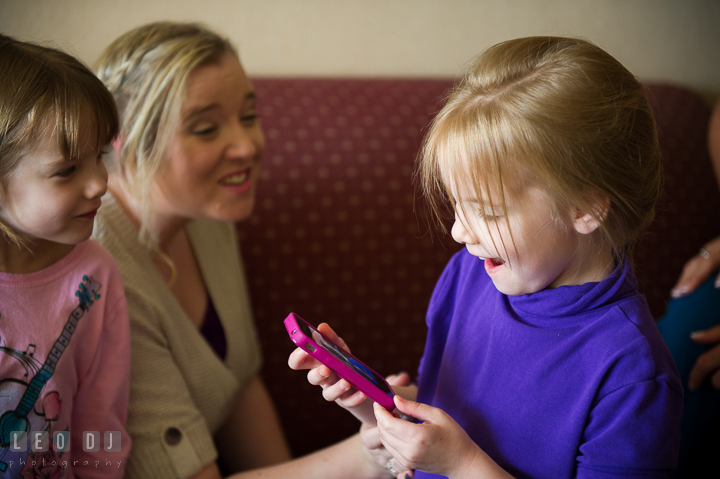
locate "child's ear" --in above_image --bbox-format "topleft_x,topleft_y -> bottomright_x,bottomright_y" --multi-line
572,195 -> 610,235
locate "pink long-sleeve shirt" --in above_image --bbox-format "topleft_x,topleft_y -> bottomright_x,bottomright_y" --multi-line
0,240 -> 131,478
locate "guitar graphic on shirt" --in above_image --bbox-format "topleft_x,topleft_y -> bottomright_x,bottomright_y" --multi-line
0,275 -> 101,473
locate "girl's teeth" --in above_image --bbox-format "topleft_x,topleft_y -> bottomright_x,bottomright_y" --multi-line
221,172 -> 248,185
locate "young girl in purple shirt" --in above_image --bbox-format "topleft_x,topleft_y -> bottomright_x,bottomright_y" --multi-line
291,36 -> 683,479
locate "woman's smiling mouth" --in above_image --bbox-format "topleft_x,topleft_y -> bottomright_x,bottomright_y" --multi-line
218,168 -> 253,194
219,169 -> 249,186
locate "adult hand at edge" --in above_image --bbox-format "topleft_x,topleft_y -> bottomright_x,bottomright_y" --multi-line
689,324 -> 720,390
670,235 -> 720,299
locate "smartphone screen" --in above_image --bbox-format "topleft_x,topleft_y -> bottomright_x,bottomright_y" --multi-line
295,320 -> 394,398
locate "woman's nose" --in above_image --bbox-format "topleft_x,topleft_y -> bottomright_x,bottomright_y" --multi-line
227,123 -> 261,159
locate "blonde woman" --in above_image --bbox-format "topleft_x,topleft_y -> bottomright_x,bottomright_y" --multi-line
94,22 -> 404,479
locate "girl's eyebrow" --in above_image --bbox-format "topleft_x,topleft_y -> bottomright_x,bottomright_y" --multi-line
43,152 -> 73,167
460,197 -> 499,208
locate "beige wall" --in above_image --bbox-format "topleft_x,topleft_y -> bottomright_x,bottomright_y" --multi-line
2,0 -> 719,100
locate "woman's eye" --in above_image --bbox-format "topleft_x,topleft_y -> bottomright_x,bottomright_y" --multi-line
241,113 -> 259,123
192,124 -> 218,136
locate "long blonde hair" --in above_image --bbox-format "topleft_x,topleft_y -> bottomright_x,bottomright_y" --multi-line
0,34 -> 118,244
420,36 -> 662,260
96,21 -> 238,247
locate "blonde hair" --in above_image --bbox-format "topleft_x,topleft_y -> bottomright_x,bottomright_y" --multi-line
420,36 -> 662,260
96,21 -> 238,247
0,34 -> 118,244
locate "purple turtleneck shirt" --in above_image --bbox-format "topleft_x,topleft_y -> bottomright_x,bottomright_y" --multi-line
415,249 -> 683,479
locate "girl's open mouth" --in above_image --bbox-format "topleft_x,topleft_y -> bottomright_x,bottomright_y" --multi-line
484,257 -> 505,273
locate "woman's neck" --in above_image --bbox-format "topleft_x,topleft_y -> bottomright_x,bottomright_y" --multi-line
0,236 -> 74,274
108,179 -> 207,319
108,179 -> 191,286
108,180 -> 189,252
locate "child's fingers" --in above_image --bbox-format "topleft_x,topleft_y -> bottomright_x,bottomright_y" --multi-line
288,347 -> 322,370
393,395 -> 437,423
316,323 -> 351,352
374,408 -> 419,478
358,424 -> 414,479
386,372 -> 411,387
359,423 -> 383,450
305,366 -> 369,405
322,379 -> 367,406
374,402 -> 417,446
306,365 -> 339,386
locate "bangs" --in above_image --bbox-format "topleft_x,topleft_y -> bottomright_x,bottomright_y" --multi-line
50,73 -> 119,159
422,97 -> 532,213
418,94 -> 534,260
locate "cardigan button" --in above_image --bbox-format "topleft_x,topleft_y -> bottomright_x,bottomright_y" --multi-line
164,427 -> 182,446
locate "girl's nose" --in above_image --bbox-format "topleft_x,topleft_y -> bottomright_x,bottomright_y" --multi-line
85,160 -> 108,199
451,212 -> 475,245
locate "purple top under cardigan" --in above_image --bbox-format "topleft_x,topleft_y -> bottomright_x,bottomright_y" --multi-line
201,298 -> 227,361
416,250 -> 683,479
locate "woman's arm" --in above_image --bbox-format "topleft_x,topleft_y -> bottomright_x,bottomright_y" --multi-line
189,434 -> 393,479
214,374 -> 292,472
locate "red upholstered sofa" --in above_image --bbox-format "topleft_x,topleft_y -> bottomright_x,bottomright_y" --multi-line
237,79 -> 720,456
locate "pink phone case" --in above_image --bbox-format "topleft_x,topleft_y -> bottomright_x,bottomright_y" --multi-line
284,312 -> 396,410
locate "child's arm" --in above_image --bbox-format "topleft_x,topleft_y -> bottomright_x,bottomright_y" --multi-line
374,397 -> 515,479
288,322 -> 417,425
72,291 -> 132,478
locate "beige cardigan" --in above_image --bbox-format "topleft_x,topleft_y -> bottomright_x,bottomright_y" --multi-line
93,195 -> 262,479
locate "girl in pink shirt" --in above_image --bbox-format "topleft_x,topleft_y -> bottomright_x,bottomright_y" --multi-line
0,34 -> 131,478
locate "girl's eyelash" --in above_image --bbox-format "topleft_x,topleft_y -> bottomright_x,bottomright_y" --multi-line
56,166 -> 76,178
242,113 -> 259,122
477,211 -> 501,221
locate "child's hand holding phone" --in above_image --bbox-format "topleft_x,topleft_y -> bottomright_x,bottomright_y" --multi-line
287,313 -> 388,424
286,314 -> 419,478
288,322 -> 371,409
286,313 -> 417,425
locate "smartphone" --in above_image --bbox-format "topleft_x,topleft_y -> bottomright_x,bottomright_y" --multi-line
284,312 -> 396,410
